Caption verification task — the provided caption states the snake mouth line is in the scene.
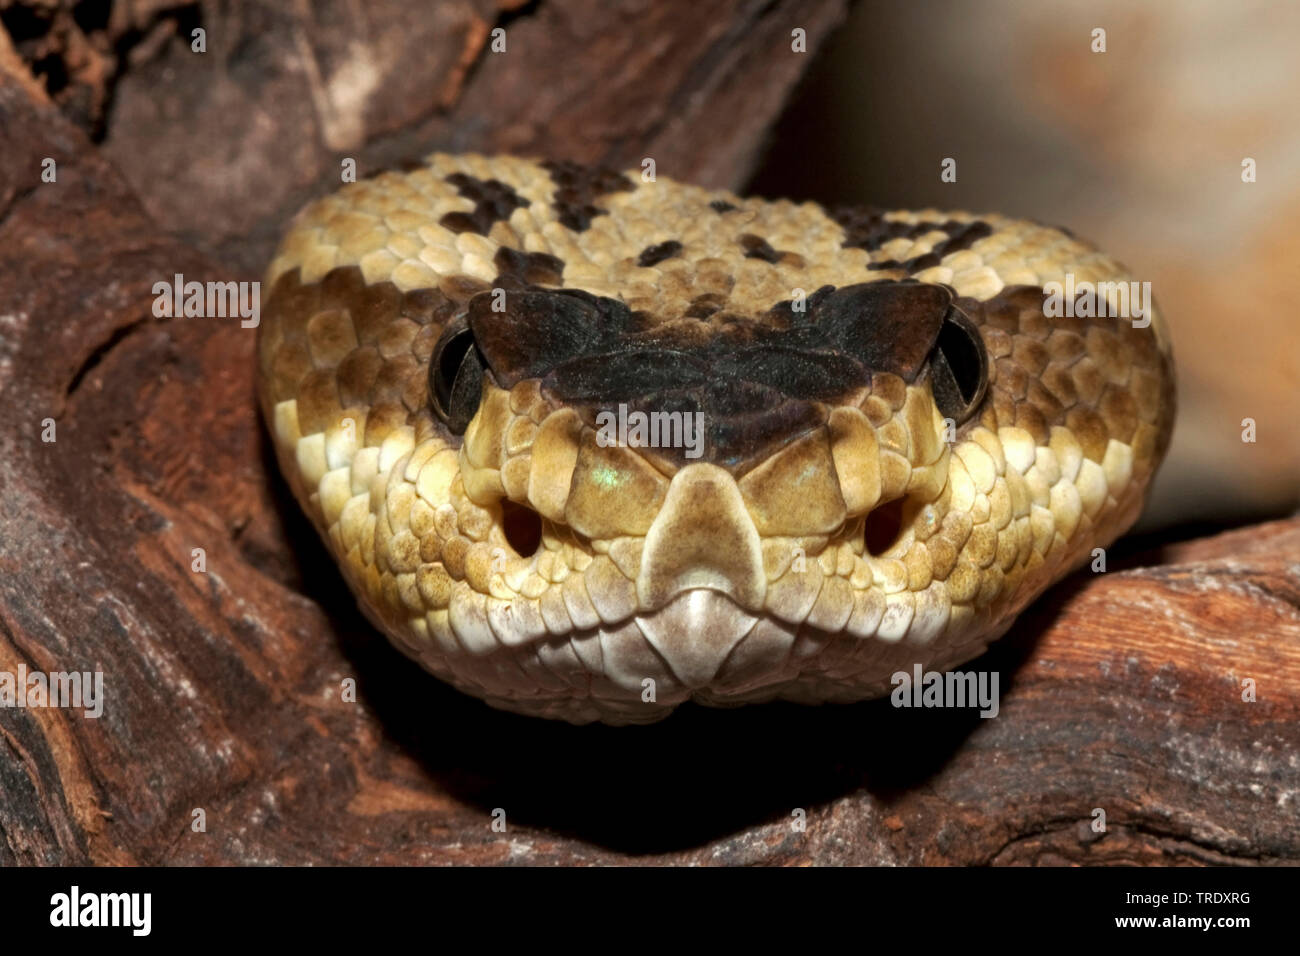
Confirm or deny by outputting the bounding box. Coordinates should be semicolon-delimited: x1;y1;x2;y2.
454;578;912;659
432;583;993;721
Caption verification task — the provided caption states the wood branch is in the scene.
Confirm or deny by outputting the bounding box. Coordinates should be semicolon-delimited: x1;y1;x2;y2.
2;0;1297;866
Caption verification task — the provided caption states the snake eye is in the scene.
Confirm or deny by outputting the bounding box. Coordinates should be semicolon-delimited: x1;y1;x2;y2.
429;318;486;434
929;307;988;426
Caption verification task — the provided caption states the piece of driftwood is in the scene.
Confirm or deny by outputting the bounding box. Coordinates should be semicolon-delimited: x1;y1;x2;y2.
1;0;1297;866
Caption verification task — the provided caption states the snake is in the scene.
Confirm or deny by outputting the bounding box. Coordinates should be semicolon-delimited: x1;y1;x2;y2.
256;153;1175;725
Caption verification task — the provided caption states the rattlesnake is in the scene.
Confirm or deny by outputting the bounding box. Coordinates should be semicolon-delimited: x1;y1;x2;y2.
256;153;1175;724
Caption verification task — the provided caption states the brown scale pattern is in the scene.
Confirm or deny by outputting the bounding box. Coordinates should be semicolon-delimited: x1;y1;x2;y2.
493;247;566;286
540;158;635;232
438;173;530;236
637;240;684;268
258;266;459;477
958;285;1175;464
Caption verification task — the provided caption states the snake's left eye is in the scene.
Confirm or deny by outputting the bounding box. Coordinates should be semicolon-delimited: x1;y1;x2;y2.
429;318;485;434
928;307;989;426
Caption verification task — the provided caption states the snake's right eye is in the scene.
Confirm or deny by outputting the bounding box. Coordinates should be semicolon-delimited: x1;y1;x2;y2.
928;307;989;426
429;319;486;434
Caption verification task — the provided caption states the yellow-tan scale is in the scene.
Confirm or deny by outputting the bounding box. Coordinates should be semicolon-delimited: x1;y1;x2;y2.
257;153;1174;724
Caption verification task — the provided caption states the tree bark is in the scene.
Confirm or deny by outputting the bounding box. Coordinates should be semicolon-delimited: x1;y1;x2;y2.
1;0;1296;866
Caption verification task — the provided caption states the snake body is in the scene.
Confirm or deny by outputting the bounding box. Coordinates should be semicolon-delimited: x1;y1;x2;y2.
257;153;1175;724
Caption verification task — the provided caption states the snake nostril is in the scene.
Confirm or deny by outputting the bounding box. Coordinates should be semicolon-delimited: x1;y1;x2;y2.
502;499;543;557
863;497;908;557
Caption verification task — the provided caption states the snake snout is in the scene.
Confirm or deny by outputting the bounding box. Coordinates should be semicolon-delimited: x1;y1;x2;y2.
636;463;766;612
634;590;760;689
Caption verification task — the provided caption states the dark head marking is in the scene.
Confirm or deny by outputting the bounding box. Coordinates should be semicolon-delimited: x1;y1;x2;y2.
542;159;635;232
438;173;529;235
467;288;612;386
637;241;684;268
830;206;993;275
444;279;988;467
738;234;804;267
808;282;952;380
739;234;781;263
494;247;565;286
867;221;993;274
709;199;737;214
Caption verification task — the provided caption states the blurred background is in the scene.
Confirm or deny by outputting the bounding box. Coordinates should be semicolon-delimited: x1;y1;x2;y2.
749;0;1300;531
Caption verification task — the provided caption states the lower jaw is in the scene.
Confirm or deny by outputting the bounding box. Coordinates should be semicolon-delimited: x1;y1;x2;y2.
394;587;996;725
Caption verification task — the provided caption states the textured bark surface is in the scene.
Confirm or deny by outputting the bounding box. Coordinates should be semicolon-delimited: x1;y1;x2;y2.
1;0;1297;866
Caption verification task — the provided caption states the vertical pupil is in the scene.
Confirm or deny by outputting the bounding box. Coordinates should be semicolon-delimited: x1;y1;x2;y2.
936;318;981;402
929;311;988;424
435;328;476;411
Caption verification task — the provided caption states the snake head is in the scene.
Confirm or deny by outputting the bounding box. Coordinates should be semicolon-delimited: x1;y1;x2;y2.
414;279;995;714
258;154;1173;723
